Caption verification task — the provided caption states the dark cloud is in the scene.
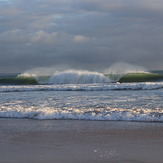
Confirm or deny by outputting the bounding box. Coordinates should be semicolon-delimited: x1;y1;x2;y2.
0;0;163;72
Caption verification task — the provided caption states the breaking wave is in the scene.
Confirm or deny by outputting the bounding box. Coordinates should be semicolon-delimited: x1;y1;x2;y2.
0;72;163;86
0;82;163;92
1;63;163;85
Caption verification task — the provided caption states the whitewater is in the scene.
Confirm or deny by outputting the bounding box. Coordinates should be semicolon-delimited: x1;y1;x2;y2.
0;66;163;122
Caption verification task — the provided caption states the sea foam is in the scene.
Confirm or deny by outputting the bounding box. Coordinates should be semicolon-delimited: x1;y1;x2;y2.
0;106;162;122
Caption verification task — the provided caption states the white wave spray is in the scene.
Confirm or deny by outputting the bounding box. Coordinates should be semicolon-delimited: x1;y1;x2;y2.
48;70;110;84
104;62;148;82
105;62;148;74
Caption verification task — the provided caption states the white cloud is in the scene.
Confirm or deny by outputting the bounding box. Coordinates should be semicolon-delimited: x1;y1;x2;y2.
31;31;58;44
0;29;28;43
73;35;91;43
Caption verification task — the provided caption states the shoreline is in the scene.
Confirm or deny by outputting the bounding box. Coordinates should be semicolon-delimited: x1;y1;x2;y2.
0;118;163;163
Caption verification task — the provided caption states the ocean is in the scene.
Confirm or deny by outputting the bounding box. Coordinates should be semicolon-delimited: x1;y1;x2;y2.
0;69;163;122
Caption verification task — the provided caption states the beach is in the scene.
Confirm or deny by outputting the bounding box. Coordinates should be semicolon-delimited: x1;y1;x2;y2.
0;119;162;163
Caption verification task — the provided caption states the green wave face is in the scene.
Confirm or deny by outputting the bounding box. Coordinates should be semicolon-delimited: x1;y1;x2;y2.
0;76;38;85
119;73;163;82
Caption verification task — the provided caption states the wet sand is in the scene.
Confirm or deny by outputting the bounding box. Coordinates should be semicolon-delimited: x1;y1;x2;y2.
0;119;163;163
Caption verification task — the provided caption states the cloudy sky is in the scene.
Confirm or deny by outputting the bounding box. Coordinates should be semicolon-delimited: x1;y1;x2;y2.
0;0;163;73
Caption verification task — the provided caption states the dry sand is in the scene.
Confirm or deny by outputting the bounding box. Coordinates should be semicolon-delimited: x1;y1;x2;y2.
0;119;162;163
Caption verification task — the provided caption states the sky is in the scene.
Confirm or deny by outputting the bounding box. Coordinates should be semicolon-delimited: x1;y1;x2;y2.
0;0;163;73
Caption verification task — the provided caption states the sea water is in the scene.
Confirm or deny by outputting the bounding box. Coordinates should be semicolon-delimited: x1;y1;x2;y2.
0;82;162;122
0;66;163;122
